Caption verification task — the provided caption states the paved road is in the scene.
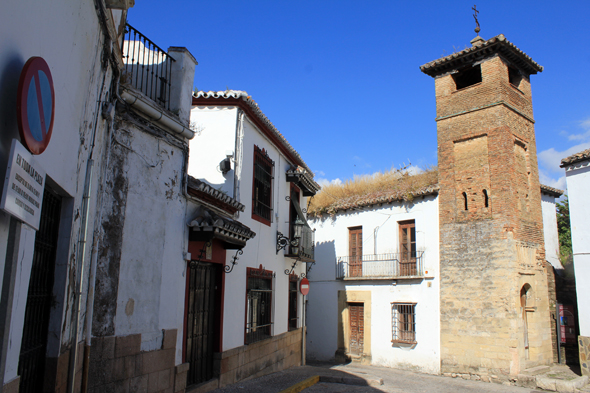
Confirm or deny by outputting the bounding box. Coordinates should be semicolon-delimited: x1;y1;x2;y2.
306;363;537;393
211;363;539;393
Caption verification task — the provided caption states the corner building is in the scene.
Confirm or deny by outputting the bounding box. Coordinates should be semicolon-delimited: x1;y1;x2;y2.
421;34;553;376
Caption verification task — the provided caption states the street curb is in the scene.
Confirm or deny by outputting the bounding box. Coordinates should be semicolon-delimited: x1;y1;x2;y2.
279;376;320;393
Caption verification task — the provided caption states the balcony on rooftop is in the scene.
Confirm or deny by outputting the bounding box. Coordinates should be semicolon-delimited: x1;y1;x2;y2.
120;24;197;126
336;252;424;280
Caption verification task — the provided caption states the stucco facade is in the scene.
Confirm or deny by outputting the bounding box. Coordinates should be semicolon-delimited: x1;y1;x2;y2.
561;151;590;375
188;91;320;389
307;195;441;374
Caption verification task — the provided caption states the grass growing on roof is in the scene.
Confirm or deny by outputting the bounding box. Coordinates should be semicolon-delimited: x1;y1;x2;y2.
308;167;438;217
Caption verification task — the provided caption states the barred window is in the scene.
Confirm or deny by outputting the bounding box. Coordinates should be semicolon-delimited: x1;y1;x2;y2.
288;275;298;331
391;303;416;344
246;270;273;344
252;146;274;225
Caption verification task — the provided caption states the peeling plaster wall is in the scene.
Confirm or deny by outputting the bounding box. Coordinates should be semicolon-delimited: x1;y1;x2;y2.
93;111;189;363
1;0;118;383
307;196;440;374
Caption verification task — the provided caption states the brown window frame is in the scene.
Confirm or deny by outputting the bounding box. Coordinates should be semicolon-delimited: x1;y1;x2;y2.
348;226;363;277
391;303;416;344
252;145;274;226
398;220;417;276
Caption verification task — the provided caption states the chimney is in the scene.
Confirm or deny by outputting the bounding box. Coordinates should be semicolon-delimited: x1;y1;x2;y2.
167;47;198;125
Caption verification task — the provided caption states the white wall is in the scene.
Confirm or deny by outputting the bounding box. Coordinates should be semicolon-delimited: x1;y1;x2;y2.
564;161;590;336
188;106;238;196
307;195;440;374
1;0;119;382
109;124;188;359
541;193;562;270
188;106;309;352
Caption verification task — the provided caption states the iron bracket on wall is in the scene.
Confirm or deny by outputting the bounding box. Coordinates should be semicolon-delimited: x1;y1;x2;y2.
284;257;301;276
224;249;243;274
189;241;211;268
301;261;315;278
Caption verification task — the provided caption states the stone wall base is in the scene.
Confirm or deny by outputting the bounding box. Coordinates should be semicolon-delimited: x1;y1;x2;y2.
217;328;303;388
2;377;19;393
186;328;303;392
88;329;187;393
580;335;590;376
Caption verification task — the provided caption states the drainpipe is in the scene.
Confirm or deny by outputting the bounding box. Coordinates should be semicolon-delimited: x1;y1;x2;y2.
374;226;380;254
67;159;94;393
120;90;195;140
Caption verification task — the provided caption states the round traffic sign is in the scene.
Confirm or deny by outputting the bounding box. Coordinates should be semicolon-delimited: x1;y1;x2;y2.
299;278;310;296
17;57;55;155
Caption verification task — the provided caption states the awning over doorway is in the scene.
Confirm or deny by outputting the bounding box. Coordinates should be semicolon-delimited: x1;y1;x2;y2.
188;205;256;249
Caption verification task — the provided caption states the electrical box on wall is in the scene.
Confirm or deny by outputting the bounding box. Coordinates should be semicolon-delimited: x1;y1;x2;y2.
220;158;231;174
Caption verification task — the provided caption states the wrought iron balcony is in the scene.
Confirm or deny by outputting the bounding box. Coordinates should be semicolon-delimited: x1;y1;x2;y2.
121;24;175;111
336;252;424;279
286;224;315;263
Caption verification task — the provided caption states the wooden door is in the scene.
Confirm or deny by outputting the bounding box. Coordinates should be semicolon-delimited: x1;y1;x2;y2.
399;220;416;276
349;303;364;355
349;227;362;277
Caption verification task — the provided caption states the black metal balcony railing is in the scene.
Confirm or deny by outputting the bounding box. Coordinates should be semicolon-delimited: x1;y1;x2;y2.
336;252;424;279
287;225;315;262
121;24;175;110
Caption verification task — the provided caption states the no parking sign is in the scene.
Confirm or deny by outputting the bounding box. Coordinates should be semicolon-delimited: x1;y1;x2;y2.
16;57;55;155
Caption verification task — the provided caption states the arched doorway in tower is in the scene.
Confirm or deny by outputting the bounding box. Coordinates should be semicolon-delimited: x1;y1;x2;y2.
520;284;532;360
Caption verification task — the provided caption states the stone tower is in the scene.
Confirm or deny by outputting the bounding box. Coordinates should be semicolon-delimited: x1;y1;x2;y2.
421;35;553;377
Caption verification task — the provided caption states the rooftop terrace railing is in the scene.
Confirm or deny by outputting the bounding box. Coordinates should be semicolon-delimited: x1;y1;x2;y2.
336;252;424;279
121;24;175;111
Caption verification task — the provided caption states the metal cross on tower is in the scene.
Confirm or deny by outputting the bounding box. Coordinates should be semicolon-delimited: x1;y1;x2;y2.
472;5;481;35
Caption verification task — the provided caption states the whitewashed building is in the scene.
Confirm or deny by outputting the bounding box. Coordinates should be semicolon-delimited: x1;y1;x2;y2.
188;90;320;389
306;179;562;375
0;1;130;392
561;149;590;376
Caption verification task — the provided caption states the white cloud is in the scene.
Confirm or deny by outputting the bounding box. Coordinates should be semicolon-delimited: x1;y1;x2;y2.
315;170;326;177
538;142;590;173
316;178;342;187
406;165;423;175
538;169;566;193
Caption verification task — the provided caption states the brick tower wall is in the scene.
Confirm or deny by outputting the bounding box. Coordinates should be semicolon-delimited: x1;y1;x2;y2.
436;55;553;378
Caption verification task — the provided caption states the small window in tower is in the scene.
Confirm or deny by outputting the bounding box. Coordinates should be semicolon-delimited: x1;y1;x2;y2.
509;66;523;88
483;189;489;208
452;65;482;90
462;192;468;211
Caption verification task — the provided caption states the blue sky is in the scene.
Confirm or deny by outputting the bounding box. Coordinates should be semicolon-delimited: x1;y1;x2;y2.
128;1;590;192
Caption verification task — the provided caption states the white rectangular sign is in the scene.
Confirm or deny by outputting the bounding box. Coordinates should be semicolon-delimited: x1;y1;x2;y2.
0;139;46;230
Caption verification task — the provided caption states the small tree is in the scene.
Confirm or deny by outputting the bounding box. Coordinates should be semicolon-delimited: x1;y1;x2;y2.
556;196;572;265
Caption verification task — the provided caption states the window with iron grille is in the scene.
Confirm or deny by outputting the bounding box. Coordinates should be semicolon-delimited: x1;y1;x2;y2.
245;270;273;344
288;275;298;330
252;146;274;225
391;303;416;344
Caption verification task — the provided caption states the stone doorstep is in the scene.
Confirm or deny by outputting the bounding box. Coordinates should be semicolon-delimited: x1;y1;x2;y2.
521;365;551;375
515;366;590;393
535;375;589;393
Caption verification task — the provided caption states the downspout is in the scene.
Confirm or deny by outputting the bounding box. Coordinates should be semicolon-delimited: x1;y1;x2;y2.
374;226;380;254
67;55;111;393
